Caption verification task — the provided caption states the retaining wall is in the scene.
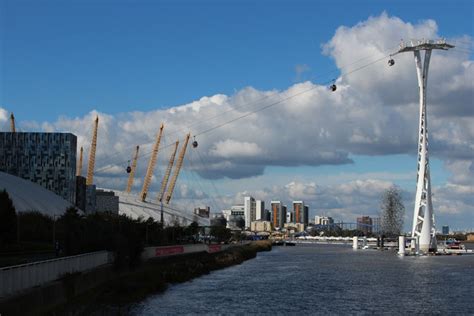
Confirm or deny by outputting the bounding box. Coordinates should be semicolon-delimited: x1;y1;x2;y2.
0;251;113;298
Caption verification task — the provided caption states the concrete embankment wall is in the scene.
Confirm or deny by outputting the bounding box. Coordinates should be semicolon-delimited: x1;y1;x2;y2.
0;251;113;298
0;241;271;315
0;264;115;315
88;240;272;306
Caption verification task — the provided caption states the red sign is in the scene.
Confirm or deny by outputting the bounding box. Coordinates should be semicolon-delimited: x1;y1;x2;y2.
155;246;184;257
208;244;221;253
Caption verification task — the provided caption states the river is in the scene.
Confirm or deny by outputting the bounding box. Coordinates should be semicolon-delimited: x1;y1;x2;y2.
130;244;474;315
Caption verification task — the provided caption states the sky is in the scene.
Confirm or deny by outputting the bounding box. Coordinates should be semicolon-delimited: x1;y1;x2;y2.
1;0;473;230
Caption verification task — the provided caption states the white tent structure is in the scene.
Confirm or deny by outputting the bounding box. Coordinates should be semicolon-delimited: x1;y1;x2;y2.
0;172;73;216
115;191;210;227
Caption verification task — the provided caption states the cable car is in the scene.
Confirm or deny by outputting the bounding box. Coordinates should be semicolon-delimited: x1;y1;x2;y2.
330;84;337;92
192;136;198;148
388;57;395;66
126;160;132;173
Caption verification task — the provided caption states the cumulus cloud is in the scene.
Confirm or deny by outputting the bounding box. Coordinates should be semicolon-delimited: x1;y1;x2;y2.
210;139;264;158
224;178;472;232
0;108;8;131
0;108;8;119
3;13;472;227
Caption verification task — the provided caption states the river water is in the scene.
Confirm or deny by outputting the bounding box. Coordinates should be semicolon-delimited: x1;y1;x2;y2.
130;244;474;315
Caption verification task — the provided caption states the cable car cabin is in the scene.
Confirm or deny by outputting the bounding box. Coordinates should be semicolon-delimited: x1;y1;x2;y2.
192;140;198;148
126;165;132;173
388;58;395;66
330;84;337;92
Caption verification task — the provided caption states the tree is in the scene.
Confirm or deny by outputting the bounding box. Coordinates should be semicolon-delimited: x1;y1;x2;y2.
210;226;231;242
210;215;227;227
235;217;245;230
380;186;405;237
185;221;200;236
0;190;17;245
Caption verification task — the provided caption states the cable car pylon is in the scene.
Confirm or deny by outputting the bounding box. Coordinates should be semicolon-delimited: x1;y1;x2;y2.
397;39;454;253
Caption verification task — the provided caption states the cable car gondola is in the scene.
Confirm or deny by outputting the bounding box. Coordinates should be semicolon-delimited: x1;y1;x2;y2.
126;160;132;173
192;136;198;148
388;56;395;66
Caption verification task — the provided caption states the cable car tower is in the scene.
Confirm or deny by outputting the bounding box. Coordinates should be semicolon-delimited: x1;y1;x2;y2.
397;39;454;253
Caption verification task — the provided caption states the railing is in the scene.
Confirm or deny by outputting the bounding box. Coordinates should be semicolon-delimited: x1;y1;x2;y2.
0;251;113;298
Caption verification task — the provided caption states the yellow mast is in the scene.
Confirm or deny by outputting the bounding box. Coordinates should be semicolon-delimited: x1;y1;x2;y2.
126;145;140;193
10;113;15;133
165;133;190;204
140;123;164;201
157;140;179;202
86;116;99;186
77;146;83;176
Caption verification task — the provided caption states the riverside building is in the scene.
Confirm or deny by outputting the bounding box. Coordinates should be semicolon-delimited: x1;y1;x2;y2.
315;216;334;226
0;132;77;203
244;196;256;229
271;201;286;229
256;200;265;220
293;201;309;228
357;216;373;235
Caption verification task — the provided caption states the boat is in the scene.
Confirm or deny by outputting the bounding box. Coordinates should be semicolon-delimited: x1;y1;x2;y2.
445;239;466;250
439;239;473;255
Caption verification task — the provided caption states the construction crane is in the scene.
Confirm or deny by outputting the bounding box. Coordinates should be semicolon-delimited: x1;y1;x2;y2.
10;113;15;133
77;146;84;176
165;133;190;204
157;140;179;202
140;123;164;201
86;116;99;186
126;145;140;193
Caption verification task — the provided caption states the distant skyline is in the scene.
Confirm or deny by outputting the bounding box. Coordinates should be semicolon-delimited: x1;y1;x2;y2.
1;0;473;230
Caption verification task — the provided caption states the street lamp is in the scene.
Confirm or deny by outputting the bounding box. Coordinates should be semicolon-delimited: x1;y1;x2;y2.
52;214;60;256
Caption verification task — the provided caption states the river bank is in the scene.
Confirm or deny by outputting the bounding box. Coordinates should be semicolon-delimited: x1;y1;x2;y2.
0;240;271;315
92;240;272;305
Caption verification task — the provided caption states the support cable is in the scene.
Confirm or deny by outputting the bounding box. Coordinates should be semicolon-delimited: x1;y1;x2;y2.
95;52;394;174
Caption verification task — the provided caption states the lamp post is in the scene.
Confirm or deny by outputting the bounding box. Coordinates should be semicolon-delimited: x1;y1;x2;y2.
52;214;59;256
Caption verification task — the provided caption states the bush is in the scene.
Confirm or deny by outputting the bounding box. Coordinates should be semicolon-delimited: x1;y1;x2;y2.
17;211;53;243
0;190;17;245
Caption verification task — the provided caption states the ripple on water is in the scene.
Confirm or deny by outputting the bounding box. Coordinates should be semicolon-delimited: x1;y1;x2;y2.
131;244;474;315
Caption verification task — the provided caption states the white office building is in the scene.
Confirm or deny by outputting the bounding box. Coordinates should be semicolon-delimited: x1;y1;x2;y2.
315;215;334;226
222;205;245;230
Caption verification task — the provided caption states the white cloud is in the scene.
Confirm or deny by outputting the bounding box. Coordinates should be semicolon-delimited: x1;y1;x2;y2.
210;139;264;158
0;108;8;120
224;178;472;231
0;108;8;131
3;14;473;228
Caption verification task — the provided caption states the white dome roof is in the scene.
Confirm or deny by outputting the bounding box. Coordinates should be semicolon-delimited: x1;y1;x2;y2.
0;172;73;216
114;190;210;226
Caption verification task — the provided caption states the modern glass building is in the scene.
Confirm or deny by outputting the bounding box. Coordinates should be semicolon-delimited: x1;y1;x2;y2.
0;132;77;204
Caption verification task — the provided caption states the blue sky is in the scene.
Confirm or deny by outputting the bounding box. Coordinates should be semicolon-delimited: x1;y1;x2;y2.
1;0;473;229
2;0;472;121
